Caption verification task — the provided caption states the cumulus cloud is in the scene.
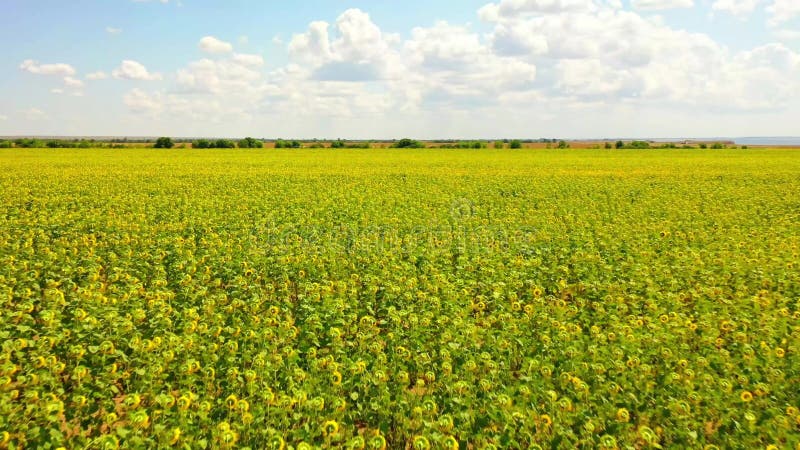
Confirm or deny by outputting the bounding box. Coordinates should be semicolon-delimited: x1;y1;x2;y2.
773;28;800;41
112;60;162;81
122;2;800;131
86;71;108;80
711;0;763;18
20;60;76;77
199;36;233;54
124;88;164;114
630;0;694;10
767;0;800;26
106;26;122;34
64;76;84;88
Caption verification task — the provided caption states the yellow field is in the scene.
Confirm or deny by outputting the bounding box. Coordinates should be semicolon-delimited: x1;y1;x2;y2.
1;149;799;449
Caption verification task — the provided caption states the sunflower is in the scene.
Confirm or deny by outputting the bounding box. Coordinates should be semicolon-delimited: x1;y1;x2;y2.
412;435;431;450
368;433;387;450
169;428;181;445
225;394;239;410
741;391;754;402
323;420;340;437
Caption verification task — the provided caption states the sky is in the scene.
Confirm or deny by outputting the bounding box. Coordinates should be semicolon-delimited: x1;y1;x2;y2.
1;0;799;139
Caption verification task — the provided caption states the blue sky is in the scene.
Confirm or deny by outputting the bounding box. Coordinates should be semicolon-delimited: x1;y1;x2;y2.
1;0;799;139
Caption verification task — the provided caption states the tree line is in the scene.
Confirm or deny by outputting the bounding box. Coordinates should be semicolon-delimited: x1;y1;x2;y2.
0;137;742;150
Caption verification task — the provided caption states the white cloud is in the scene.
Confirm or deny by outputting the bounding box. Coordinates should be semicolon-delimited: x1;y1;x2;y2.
238;35;249;45
112;60;162;81
24;108;47;120
64;76;84;88
119;3;800;136
51;88;65;94
86;71;108;80
478;0;598;21
231;53;265;68
773;28;800;41
124;88;164;114
199;36;233;54
768;0;800;26
711;0;763;18
20;60;76;77
631;0;694;10
106;26;122;34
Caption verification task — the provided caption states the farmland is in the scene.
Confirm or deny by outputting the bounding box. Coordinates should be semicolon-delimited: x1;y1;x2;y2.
1;148;799;449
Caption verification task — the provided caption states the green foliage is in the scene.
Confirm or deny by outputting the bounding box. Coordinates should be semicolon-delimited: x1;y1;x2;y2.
699;143;708;149
494;141;504;149
154;137;174;149
194;139;209;149
194;139;237;149
437;141;488;149
509;140;523;149
1;148;799;449
0;140;12;148
711;142;726;149
604;142;612;149
557;140;570;149
615;140;625;149
275;139;302;149
623;141;650;149
215;139;236;149
238;137;264;149
392;138;425;149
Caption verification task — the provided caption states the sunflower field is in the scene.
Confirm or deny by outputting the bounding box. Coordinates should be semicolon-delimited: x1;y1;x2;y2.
0;148;799;449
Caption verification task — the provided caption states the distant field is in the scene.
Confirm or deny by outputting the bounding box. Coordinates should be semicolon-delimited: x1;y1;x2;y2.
1;149;799;449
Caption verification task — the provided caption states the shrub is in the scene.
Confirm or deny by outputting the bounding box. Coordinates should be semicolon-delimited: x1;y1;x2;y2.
392;139;425;149
509;140;522;149
154;137;174;149
238;137;264;149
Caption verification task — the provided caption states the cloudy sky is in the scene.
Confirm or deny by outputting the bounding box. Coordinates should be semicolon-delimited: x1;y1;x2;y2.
1;0;799;139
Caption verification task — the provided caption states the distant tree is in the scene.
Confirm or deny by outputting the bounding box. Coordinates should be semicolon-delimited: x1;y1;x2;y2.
710;142;725;149
604;142;612;149
615;140;625;149
392;138;425;149
494;141;504;149
628;141;650;149
194;139;211;149
154;137;174;149
214;139;236;149
699;143;708;149
509;140;522;149
331;140;346;149
557;140;570;149
0;140;12;148
741;145;748;149
238;137;263;148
